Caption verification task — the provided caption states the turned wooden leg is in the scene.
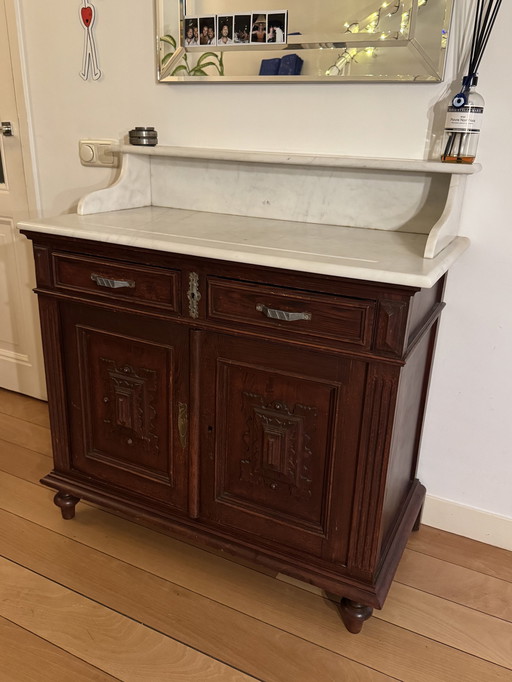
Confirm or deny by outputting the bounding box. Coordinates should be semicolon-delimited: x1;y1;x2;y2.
338;598;373;634
53;491;80;519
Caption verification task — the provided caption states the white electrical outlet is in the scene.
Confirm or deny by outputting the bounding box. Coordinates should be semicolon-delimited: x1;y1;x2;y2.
79;139;119;167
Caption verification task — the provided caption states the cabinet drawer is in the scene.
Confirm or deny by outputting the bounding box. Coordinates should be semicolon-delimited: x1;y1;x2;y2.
207;278;375;349
52;253;180;311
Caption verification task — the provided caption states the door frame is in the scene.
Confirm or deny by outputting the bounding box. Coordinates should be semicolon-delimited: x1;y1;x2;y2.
1;0;44;398
1;0;38;218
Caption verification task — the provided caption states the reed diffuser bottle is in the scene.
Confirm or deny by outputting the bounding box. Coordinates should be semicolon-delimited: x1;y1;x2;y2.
441;0;502;165
442;75;484;164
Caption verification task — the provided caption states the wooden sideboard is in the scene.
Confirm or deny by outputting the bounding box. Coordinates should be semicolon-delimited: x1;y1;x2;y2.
22;228;445;634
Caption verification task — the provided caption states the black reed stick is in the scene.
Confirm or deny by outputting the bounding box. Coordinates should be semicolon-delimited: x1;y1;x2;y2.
465;0;502;87
473;2;502;73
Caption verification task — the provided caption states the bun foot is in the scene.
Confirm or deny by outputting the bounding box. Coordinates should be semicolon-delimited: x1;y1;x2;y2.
338;598;373;634
53;491;80;519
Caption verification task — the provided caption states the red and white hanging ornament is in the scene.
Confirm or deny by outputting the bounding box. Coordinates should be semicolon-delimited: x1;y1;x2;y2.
79;0;101;80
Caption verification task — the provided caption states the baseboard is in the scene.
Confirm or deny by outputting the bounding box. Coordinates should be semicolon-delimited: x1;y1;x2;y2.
422;494;512;551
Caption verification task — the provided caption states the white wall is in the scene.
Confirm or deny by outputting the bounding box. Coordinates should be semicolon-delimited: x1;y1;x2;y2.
17;1;512;533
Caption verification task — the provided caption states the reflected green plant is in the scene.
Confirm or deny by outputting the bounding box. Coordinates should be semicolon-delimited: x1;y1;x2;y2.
160;35;224;76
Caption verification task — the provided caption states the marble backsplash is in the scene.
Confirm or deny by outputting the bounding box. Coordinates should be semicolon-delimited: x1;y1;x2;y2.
148;155;449;234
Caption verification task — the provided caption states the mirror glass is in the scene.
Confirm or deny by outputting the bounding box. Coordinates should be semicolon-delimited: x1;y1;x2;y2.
156;0;453;82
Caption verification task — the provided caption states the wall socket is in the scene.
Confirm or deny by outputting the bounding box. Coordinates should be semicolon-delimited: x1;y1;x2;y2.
79;139;119;167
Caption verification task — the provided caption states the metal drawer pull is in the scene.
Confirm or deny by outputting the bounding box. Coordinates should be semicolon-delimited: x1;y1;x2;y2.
256;304;312;322
91;273;135;289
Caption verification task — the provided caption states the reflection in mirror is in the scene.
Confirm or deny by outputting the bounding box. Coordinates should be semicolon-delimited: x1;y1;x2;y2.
156;0;453;82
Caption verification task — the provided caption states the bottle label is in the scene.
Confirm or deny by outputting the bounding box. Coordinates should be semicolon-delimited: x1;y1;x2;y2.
445;106;483;133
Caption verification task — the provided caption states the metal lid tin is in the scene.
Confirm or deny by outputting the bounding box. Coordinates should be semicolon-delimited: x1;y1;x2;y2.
129;127;158;146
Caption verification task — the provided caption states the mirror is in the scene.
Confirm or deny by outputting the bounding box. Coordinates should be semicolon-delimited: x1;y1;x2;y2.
156;0;454;82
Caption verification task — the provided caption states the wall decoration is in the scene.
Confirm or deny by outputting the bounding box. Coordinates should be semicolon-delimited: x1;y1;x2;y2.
251;13;267;43
199;16;217;45
183;16;200;45
267;12;287;43
79;0;101;80
234;15;251;43
217;15;235;45
183;10;287;47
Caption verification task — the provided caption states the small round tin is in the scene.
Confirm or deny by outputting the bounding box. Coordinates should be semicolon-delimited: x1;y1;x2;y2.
129;127;158;146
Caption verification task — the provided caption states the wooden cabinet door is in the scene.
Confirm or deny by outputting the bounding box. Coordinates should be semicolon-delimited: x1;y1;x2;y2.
59;301;189;513
198;332;366;563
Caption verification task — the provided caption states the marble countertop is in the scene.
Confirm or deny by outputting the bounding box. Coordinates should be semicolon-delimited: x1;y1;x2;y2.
18;206;469;288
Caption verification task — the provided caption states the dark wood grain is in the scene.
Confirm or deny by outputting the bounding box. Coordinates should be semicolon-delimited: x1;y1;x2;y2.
52;251;181;311
207;276;375;350
23;228;443;634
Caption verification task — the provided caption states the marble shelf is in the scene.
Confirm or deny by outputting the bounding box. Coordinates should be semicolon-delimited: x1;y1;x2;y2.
75;144;477;263
110;143;481;175
18;144;476;288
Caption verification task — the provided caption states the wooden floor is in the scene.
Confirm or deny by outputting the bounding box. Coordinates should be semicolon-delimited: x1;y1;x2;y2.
0;389;511;681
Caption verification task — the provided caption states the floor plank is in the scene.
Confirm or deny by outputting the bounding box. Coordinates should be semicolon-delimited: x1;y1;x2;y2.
396;548;512;621
1;476;509;682
1;389;512;682
0;412;52;457
381;582;512;668
0;505;390;682
0;438;52;482
0;441;272;582
0;388;49;428
0;558;254;682
407;525;512;583
0;616;118;682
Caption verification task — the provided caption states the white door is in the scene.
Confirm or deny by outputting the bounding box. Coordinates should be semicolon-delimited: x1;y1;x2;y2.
0;0;45;399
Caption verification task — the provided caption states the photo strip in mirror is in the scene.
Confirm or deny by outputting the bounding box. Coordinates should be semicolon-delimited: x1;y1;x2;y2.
251;13;267;43
234;15;251;44
217;15;235;45
268;12;287;43
184;9;287;47
199;16;216;45
183;16;199;45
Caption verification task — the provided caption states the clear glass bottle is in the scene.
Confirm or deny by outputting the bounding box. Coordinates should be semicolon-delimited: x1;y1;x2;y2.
441;75;484;164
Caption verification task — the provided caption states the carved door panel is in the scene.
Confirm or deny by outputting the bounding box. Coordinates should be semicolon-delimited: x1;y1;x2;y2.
199;332;366;562
60;301;189;513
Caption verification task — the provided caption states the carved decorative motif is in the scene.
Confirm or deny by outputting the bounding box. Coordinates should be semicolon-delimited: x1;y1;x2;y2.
241;391;316;499
188;272;201;319
100;358;159;455
375;300;408;355
178;402;188;449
